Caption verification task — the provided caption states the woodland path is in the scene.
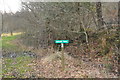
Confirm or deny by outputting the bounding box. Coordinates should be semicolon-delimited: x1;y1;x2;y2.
30;51;118;78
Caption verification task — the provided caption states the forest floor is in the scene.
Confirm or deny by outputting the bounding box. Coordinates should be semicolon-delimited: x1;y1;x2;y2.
30;51;118;78
1;33;119;78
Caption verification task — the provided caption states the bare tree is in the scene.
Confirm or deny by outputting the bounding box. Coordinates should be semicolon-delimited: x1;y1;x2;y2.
96;2;104;29
118;1;120;25
0;13;3;37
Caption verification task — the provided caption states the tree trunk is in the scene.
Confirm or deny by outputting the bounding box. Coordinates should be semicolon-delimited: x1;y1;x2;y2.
117;1;120;33
118;1;120;25
0;13;3;37
96;2;104;29
10;31;13;36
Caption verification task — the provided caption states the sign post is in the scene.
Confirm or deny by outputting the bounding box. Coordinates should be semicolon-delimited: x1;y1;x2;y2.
61;43;64;71
55;40;69;71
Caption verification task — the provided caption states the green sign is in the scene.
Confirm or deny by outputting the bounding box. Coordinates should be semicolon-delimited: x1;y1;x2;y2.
55;40;69;43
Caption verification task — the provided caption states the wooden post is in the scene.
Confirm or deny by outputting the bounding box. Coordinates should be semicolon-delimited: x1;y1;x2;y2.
55;40;69;71
61;43;65;71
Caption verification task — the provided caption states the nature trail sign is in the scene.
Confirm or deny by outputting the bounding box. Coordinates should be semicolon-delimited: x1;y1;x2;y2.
54;40;69;71
55;40;69;44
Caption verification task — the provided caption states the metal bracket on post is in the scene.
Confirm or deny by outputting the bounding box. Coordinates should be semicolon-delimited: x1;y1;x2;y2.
61;43;64;48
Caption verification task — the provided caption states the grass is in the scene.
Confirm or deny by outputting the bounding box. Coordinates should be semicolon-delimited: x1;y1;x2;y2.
0;32;23;48
1;32;34;78
0;33;22;52
2;56;33;78
1;35;18;51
